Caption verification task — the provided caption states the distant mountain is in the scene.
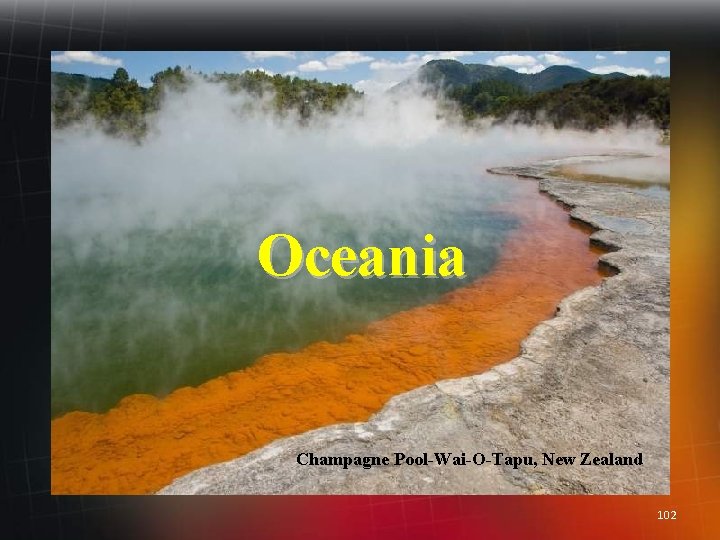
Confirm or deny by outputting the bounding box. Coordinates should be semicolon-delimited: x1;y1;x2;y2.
523;65;627;92
392;60;629;94
51;72;115;94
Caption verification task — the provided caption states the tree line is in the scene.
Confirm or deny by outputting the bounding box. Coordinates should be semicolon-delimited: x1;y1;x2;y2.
51;66;362;139
52;66;670;138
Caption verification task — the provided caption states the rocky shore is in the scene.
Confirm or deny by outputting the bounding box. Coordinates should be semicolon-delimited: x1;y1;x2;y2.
159;156;670;495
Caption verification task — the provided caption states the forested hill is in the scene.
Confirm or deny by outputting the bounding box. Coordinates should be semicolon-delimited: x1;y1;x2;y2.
392;60;629;94
51;67;361;137
51;72;116;94
444;74;670;130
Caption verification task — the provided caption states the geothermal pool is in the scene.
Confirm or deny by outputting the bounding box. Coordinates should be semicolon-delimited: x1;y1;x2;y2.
553;153;670;187
51;171;520;416
51;86;663;494
51;171;609;494
572;155;669;183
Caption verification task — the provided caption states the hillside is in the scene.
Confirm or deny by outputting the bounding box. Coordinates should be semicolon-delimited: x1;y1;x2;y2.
393;59;628;94
492;75;670;130
51;72;124;129
51;71;117;94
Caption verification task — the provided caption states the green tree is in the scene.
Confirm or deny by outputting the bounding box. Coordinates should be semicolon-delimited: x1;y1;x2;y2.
89;67;147;138
111;67;129;85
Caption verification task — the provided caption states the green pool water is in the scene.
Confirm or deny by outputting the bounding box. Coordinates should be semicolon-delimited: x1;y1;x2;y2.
50;86;663;417
52;145;524;417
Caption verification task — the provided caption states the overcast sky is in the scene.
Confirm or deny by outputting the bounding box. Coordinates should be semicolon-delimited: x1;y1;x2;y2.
51;51;670;94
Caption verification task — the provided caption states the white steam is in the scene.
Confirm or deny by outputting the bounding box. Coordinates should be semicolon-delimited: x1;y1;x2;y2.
52;78;666;253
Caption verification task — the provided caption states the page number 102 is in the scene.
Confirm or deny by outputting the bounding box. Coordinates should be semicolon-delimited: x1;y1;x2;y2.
658;510;677;520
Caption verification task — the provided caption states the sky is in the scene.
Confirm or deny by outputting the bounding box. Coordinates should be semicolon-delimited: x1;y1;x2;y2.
50;51;670;94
